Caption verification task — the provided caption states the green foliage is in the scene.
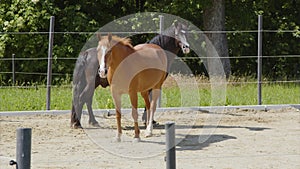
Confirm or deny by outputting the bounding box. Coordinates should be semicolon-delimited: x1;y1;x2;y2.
0;0;59;84
0;0;299;85
226;0;300;79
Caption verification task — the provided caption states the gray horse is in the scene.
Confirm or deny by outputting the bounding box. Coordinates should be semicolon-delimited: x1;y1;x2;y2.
71;48;109;128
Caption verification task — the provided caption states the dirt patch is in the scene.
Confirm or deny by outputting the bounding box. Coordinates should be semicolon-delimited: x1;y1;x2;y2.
1;107;299;169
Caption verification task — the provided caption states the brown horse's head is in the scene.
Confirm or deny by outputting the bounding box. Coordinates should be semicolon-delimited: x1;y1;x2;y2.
96;33;112;78
97;33;132;78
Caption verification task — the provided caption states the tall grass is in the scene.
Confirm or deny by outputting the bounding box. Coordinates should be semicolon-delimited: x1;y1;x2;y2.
226;83;299;105
0;75;299;111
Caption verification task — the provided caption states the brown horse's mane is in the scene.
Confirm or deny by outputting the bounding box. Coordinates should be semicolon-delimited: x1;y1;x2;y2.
111;35;133;49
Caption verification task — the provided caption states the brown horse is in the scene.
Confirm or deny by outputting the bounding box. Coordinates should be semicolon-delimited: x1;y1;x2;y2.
97;34;167;142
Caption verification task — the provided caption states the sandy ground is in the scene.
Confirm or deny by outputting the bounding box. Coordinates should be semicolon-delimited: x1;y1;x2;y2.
0;107;299;169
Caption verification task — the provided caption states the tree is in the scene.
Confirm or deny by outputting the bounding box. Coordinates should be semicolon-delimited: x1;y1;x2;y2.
203;0;231;78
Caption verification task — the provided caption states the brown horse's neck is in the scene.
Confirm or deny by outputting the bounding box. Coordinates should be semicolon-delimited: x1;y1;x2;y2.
110;42;135;69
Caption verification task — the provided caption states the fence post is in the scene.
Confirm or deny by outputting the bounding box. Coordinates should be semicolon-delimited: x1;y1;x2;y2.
158;15;164;108
16;128;32;169
257;15;263;105
159;15;164;34
165;121;176;169
46;16;55;110
12;53;15;86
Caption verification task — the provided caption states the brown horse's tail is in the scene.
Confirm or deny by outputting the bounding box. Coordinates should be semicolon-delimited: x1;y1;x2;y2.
70;51;88;128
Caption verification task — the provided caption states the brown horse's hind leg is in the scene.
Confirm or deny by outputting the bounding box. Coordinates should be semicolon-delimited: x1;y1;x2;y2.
129;92;140;142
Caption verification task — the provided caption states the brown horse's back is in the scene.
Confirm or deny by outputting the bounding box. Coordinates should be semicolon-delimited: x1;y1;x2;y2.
134;43;162;50
110;44;167;93
134;44;167;91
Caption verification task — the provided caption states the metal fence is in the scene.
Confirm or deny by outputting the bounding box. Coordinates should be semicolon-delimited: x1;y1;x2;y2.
0;15;299;110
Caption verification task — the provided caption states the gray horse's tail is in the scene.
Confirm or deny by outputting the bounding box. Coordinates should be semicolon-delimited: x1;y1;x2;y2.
71;51;88;128
73;51;88;87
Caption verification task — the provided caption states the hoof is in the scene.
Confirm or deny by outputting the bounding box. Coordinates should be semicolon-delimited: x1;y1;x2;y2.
145;131;152;138
153;121;159;127
143;120;158;127
103;111;111;118
89;121;100;127
132;137;141;143
71;123;83;129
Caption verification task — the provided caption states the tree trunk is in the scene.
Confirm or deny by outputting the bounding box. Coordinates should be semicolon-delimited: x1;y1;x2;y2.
203;0;231;78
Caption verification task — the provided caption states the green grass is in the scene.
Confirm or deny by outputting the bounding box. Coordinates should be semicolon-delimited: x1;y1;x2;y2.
0;86;72;111
0;81;299;111
225;83;300;105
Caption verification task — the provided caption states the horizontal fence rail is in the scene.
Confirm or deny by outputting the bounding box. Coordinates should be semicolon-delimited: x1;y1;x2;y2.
1;55;299;79
0;80;299;89
1;55;300;61
0;29;299;35
0;15;299;110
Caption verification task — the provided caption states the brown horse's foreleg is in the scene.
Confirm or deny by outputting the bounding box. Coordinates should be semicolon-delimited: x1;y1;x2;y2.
112;92;122;142
133;121;140;142
129;92;140;142
116;109;122;141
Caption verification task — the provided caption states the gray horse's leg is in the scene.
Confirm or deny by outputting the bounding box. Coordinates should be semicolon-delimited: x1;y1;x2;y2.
72;100;84;129
71;104;81;128
142;90;151;123
86;90;99;126
80;82;99;126
142;90;158;126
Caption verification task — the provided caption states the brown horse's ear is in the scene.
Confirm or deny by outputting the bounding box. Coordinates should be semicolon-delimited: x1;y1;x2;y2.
97;33;101;41
108;33;112;42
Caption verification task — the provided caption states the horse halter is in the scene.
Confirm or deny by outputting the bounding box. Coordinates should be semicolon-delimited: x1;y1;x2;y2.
175;29;190;54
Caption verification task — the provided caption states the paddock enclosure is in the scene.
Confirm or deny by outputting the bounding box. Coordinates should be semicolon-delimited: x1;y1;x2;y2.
1;106;299;169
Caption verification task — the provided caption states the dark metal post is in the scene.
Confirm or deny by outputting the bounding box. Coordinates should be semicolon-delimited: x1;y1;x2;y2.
257;15;263;105
16;128;32;169
46;16;55;110
158;15;164;107
12;53;15;86
165;121;176;169
159;15;164;33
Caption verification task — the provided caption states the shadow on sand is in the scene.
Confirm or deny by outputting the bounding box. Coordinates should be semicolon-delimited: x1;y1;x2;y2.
123;123;271;131
91;123;270;151
176;134;236;151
